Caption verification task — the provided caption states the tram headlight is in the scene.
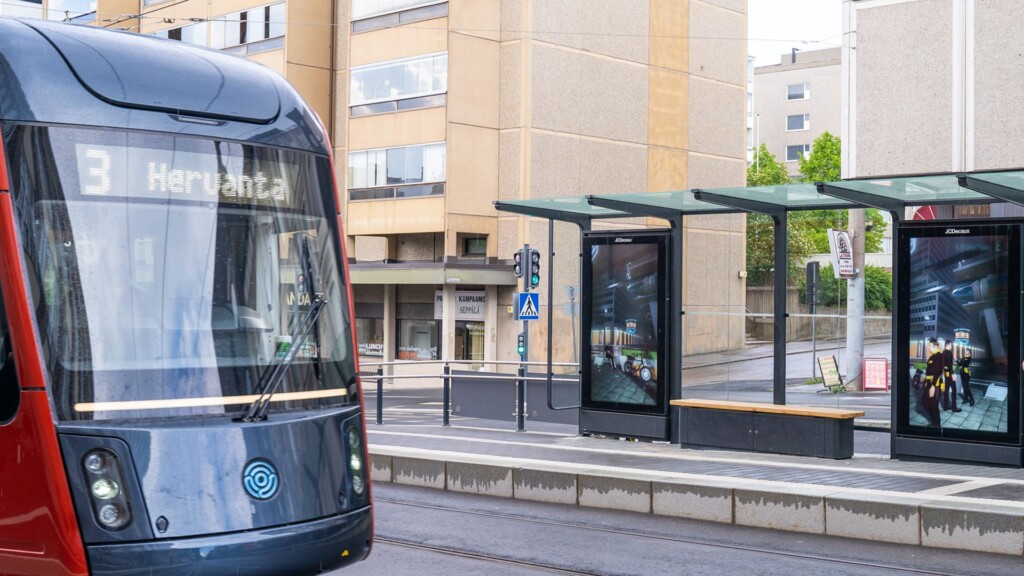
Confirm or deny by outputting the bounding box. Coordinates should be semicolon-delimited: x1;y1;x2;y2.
346;425;366;497
84;452;107;473
347;427;361;451
98;504;125;527
81;448;133;531
91;478;120;500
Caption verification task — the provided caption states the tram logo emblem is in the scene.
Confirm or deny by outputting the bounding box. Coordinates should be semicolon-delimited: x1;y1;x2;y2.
242;459;280;500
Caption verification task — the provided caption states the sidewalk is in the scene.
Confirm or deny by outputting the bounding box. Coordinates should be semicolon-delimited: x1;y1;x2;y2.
368;415;1024;557
682;337;891;370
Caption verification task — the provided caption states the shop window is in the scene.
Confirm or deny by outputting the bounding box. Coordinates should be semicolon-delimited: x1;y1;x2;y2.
397;319;438;360
356;318;384;358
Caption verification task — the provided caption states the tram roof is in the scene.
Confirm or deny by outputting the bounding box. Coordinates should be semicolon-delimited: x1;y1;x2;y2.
0;17;327;154
495;171;1024;222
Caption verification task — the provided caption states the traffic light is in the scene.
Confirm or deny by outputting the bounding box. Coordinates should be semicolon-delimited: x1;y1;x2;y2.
516;332;526;356
513;249;524;278
529;249;541;288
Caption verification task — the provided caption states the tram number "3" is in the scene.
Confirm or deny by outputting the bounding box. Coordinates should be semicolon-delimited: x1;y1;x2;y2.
82;148;112;196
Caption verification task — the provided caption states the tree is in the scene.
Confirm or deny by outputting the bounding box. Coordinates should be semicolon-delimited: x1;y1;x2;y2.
747;144;792;187
745;145;815;284
795;132;887;253
797;131;841;183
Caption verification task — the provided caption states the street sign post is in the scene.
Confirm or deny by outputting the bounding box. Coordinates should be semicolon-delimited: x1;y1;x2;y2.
516;292;540;321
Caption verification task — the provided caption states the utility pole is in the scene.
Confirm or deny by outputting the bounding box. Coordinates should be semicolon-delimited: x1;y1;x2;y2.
846;209;865;391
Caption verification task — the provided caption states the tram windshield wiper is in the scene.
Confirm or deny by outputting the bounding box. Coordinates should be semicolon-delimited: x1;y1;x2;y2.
238;294;327;423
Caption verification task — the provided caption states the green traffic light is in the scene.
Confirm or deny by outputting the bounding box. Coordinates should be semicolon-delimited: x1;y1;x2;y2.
517;346;525;354
531;274;540;285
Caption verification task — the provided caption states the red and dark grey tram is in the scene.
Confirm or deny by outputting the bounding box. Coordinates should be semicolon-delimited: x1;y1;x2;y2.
0;18;371;575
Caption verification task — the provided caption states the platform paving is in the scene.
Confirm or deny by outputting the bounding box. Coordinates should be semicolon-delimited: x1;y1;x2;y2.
366;416;1024;557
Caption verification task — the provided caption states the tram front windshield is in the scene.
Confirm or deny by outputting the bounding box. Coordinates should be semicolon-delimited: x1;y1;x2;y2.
4;125;357;422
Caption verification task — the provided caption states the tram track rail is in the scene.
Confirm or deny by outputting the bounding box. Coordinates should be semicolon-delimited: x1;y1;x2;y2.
374;537;604;575
375;496;967;576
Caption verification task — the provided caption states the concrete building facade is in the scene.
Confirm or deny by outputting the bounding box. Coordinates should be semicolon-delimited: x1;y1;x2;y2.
83;0;749;371
843;0;1024;180
754;47;841;178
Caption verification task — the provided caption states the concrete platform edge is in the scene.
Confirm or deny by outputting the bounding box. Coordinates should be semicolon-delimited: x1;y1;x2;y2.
369;445;1024;556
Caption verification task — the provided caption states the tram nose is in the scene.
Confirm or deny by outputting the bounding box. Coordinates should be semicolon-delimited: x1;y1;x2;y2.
60;410;368;542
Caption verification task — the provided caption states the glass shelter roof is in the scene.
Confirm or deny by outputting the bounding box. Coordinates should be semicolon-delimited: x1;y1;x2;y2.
959;169;1024;206
493;169;1024;223
694;183;855;215
587;191;734;215
821;173;994;213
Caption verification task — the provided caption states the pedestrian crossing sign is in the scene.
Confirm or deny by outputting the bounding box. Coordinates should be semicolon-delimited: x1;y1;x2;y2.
516;292;540;321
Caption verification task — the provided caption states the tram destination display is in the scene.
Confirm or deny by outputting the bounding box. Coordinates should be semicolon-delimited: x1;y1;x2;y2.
581;232;669;415
73;142;300;208
899;223;1020;440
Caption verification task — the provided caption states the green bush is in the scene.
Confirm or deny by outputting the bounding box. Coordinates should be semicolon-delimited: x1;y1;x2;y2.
798;263;892;311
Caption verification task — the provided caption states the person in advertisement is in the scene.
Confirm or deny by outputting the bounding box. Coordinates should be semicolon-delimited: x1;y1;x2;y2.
958;349;976;407
942;340;961;413
921;338;943;427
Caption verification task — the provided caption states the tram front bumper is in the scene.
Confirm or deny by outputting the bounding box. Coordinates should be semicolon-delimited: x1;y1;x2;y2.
85;506;372;576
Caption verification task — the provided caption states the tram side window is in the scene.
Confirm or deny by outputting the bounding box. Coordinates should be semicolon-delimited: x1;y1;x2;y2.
0;289;18;424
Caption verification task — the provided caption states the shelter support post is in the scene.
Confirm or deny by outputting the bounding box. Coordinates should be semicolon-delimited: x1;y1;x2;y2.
669;214;684;441
547;218;588;411
773;212;787;405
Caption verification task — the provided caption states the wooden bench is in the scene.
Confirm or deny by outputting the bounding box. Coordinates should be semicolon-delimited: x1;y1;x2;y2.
670;399;865;459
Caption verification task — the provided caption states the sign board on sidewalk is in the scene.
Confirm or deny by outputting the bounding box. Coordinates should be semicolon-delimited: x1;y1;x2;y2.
862;357;889;391
827;229;856;278
817;355;843;390
515;292;540;321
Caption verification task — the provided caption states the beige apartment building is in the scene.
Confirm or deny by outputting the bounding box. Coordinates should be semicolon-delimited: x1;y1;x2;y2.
844;0;1024;180
753;47;841;178
79;0;748;369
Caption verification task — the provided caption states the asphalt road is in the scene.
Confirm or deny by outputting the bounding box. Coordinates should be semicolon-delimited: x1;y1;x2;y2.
337;484;1021;576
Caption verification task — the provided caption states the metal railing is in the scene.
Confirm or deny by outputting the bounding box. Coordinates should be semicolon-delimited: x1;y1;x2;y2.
358;359;580;431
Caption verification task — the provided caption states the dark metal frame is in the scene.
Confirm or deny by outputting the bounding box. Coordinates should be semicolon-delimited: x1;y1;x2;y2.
493;201;632;419
819;174;1024;466
692;190;791;405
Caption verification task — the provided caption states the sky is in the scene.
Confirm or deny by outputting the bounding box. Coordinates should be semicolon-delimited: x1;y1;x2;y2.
748;0;845;67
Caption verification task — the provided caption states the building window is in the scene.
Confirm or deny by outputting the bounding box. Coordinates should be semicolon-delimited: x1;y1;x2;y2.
787;83;810;100
786;144;811;162
356;318;384;358
463;237;487;257
351;0;448;33
151;22;209;46
350;52;448;117
348;143;446;201
210;2;286;54
786;113;810;132
397;319;438;360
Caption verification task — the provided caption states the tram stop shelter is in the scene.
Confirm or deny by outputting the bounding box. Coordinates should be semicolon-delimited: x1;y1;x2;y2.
496;168;1024;467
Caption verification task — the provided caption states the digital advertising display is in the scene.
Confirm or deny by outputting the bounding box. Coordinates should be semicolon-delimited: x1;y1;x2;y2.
898;223;1020;442
581;231;669;415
